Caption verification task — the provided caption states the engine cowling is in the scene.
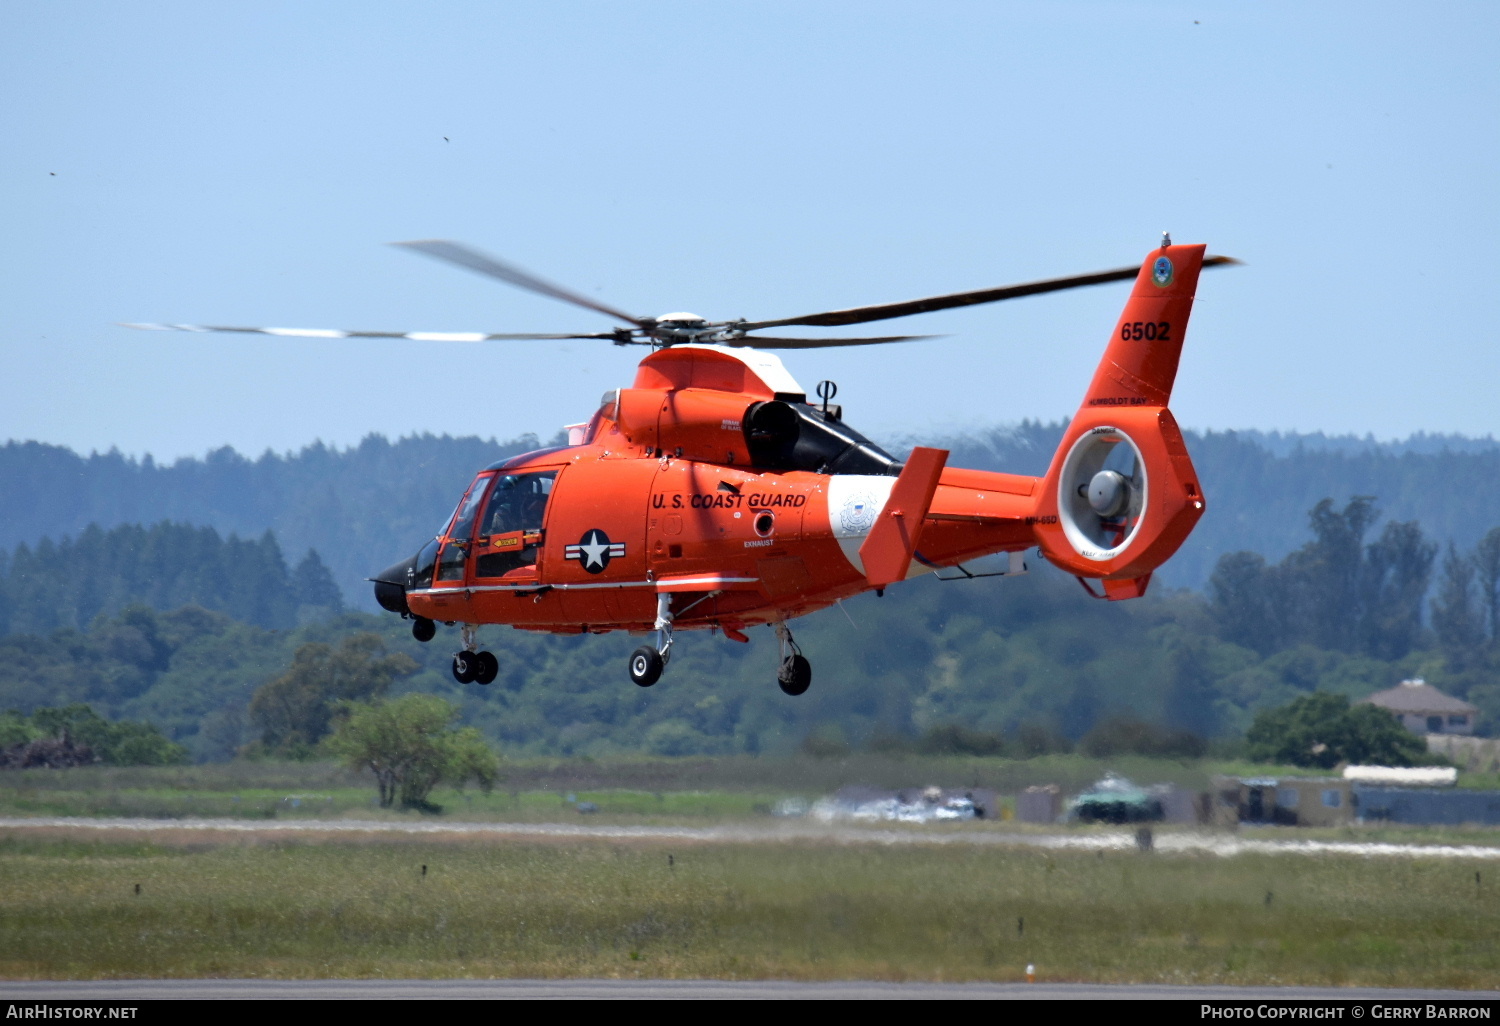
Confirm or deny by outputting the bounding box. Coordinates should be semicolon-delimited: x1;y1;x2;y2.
615;386;756;465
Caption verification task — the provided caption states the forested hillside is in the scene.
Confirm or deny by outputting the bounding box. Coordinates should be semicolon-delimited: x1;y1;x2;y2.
2;490;1497;761
4;426;1499;605
5;423;1500;762
0;521;342;636
0;433;544;610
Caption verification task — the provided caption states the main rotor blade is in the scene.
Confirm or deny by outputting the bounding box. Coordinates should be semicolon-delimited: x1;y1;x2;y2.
393;240;650;328
741;255;1241;330
723;334;939;349
118;323;624;342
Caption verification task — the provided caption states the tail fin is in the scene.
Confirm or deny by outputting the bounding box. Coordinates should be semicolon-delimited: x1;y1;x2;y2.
1083;243;1211;408
1032;243;1217;595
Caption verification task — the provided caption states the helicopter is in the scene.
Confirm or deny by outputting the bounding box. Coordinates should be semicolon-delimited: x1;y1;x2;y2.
126;236;1234;694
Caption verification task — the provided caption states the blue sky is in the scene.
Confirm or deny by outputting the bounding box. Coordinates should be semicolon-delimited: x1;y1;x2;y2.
3;2;1497;460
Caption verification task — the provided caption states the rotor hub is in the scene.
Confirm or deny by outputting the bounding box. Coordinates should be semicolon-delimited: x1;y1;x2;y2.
650;312;714;345
1086;469;1130;517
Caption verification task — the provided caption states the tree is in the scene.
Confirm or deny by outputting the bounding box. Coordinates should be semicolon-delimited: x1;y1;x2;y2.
1212;498;1435;662
326;694;499;810
914;723;1006;757
1300;496;1380;651
1245;692;1425;769
1012;723;1072;757
1209;551;1281;654
1432;542;1484;669
1474;527;1500;645
20;704;187;765
1078;716;1206;759
292;550;345;617
1360;519;1435;660
248;633;417;757
1162;632;1221;737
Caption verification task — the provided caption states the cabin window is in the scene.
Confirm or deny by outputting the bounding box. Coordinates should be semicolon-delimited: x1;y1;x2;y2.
1449;715;1469;727
1321;789;1342;809
1277;787;1300;809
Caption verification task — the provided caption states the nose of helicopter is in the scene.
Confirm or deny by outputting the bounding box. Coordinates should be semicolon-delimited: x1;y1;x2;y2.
370;553;417;616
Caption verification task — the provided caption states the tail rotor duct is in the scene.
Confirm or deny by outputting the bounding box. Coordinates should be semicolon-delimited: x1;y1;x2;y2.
1058;427;1147;561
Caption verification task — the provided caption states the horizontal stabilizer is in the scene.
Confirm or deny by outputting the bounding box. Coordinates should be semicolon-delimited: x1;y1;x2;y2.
860;446;948;589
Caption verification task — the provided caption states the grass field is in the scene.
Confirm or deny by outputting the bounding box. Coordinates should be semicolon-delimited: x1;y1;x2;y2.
1;829;1497;986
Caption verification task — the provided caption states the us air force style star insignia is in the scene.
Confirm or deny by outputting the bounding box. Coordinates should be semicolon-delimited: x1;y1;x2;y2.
564;529;626;574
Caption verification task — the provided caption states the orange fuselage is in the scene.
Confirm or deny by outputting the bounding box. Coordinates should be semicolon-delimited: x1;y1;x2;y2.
406;442;1040;635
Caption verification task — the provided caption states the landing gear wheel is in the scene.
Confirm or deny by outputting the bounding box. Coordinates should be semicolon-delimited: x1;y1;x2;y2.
778;654;811;696
452;650;479;684
473;650;499;686
411;617;436;643
629;646;664;688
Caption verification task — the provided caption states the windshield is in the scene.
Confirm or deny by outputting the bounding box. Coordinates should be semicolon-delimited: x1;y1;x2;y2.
435;473;493;582
444;474;492;541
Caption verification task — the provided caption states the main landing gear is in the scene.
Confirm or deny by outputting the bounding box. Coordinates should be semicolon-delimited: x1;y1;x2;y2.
774;621;811;696
452;649;498;686
624;606;811;698
628;593;674;688
446;623;498;686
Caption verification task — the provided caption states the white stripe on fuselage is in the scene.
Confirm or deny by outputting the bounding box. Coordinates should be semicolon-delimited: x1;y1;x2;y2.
824;474;930;581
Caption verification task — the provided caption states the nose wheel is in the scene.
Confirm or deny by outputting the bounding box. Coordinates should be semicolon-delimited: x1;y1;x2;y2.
775;622;811;696
451;625;499;685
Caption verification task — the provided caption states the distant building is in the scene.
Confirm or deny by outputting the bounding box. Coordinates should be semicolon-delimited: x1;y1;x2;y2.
1016;785;1062;824
1212;774;1500;827
1360;679;1478;736
1213;776;1354;828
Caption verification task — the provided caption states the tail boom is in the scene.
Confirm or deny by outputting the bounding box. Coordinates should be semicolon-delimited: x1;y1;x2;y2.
847;243;1215;597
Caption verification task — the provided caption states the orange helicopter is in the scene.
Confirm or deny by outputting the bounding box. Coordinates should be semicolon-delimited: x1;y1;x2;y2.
127;236;1234;693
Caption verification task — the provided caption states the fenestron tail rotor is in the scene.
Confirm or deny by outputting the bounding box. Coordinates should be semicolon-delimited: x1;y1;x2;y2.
121;240;1238;350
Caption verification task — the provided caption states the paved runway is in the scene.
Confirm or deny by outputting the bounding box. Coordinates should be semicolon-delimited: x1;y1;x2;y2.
5;816;1500;861
5;980;1498;1000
